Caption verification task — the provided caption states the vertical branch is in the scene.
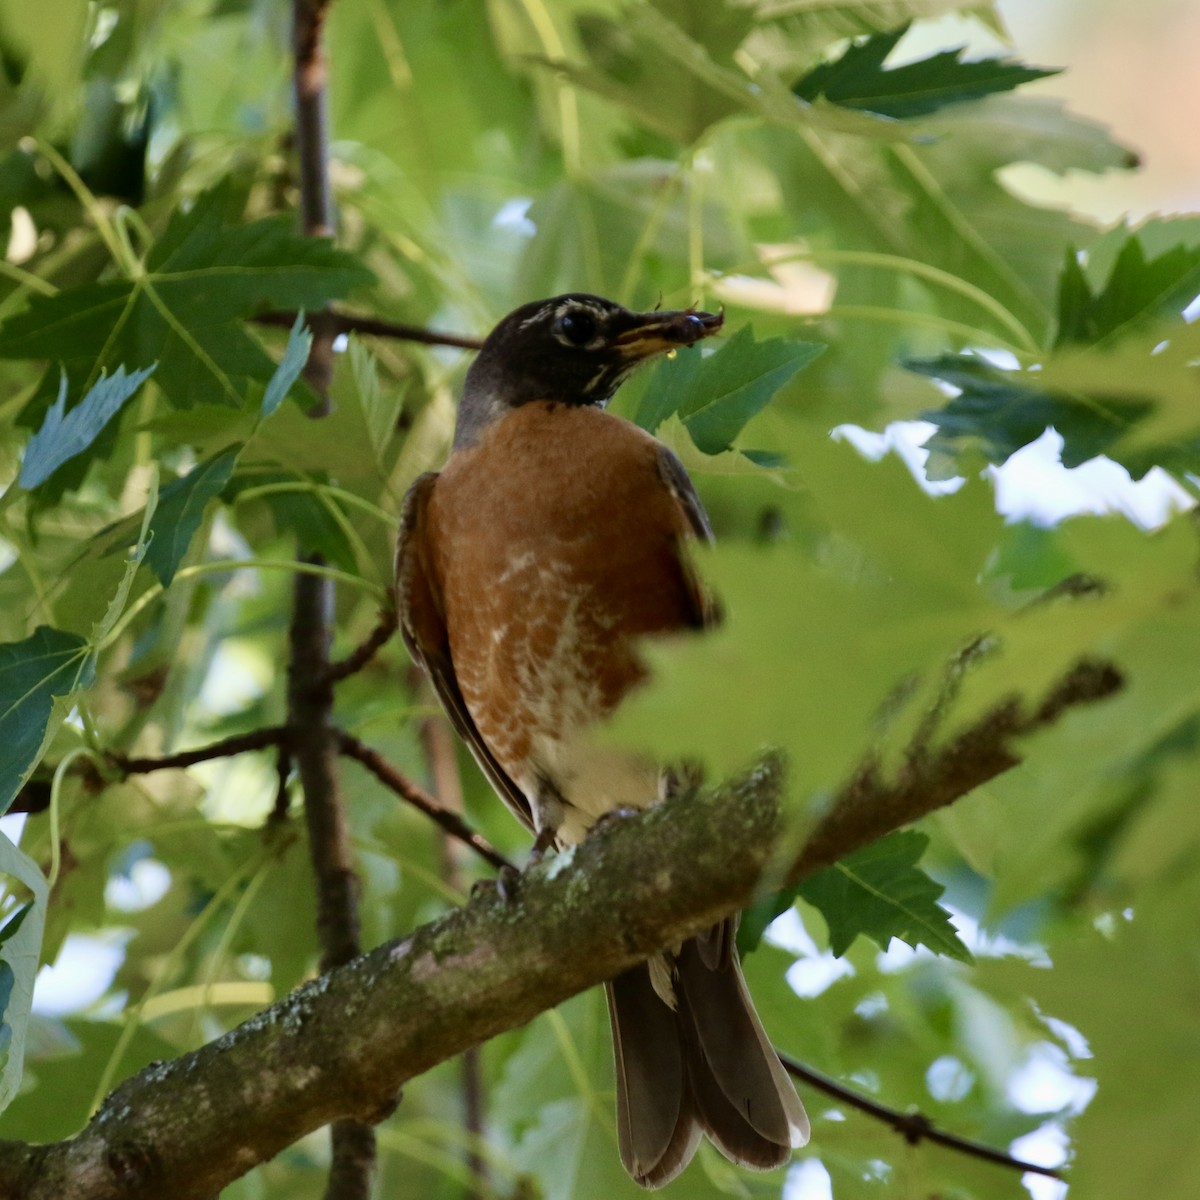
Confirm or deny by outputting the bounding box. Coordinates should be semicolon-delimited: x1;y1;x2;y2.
288;1;376;1197
419;691;490;1200
288;580;359;970
292;0;335;403
293;0;333;239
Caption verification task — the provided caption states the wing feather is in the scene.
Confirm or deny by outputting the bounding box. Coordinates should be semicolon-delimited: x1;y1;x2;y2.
655;445;720;630
395;473;535;831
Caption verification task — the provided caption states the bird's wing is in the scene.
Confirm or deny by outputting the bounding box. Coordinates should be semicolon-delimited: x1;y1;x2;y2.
655;445;721;631
395;472;536;832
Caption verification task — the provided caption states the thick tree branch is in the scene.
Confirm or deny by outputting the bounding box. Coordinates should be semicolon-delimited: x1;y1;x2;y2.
0;658;1120;1200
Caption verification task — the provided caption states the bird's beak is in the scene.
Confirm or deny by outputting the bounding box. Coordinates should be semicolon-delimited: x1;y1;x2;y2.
612;307;724;360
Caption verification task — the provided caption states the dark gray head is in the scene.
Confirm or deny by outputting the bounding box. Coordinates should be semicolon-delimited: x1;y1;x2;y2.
454;293;723;447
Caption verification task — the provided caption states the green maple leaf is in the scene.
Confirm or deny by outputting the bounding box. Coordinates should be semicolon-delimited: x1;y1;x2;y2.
799;831;973;961
917;222;1200;478
795;22;1058;119
145;447;241;587
637;325;824;453
1056;229;1200;347
0;185;371;408
741;831;972;961
909;352;1146;473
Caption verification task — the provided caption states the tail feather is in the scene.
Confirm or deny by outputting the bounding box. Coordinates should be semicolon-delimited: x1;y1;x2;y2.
605;922;809;1189
676;937;810;1158
606;970;700;1188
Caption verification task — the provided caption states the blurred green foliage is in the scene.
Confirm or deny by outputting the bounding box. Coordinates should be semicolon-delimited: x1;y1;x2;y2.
0;1;1197;1197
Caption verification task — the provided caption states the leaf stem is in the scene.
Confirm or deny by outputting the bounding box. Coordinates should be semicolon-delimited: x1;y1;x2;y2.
687;147;708;303
619;163;686;307
0;258;57;297
517;0;582;176
191;858;274;1044
807;304;1028;352
47;749;98;888
33;140;136;276
888;143;1048;331
231;479;397;529
716;247;1040;354
99;559;386;651
231;479;383;582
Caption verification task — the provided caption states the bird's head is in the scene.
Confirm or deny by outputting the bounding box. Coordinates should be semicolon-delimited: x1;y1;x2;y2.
455;293;723;447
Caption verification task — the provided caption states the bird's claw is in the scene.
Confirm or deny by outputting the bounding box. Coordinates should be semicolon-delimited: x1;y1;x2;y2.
590;806;641;836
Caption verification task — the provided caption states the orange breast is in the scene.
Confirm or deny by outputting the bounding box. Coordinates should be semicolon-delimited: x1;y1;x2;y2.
426;403;695;780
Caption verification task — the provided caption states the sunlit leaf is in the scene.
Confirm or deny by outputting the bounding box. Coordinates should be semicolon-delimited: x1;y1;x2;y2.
344;338;403;468
609;429;1004;800
17;365;155;489
0;832;48;1112
260;314;313;418
1013;870;1200;1199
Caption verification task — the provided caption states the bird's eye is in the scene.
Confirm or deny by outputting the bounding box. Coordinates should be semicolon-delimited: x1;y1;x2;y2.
556;309;599;346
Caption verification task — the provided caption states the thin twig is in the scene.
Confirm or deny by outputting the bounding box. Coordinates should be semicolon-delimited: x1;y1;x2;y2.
334;728;514;874
272;743;294;823
778;1052;1065;1181
795;659;1123;881
253;309;485;351
111;726;292;775
324;609;398;684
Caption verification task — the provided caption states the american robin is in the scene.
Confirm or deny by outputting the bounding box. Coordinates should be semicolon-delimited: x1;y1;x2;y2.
396;293;809;1187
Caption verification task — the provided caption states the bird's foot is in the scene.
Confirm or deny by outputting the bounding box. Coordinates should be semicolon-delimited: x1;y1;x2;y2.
471;862;524;903
662;759;705;800
472;827;559;904
589;806;641;836
526;824;558;867
496;862;523;903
